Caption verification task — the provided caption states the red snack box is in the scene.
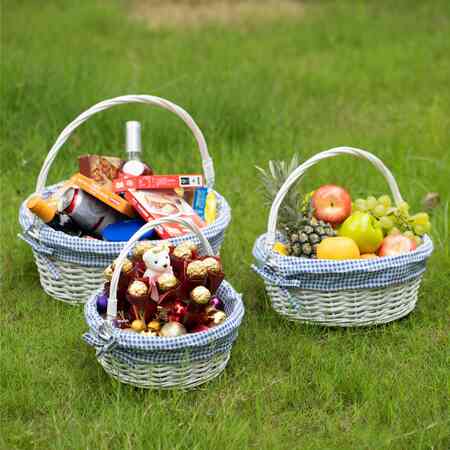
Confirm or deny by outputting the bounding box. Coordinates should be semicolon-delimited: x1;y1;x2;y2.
113;174;204;193
124;189;206;238
79;155;125;190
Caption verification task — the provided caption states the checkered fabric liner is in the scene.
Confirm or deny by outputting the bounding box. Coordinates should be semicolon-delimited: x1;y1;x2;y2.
18;183;231;267
83;280;244;366
252;232;433;291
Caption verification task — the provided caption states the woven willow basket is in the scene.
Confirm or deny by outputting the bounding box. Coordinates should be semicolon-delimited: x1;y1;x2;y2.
84;217;244;389
18;95;231;305
253;147;433;327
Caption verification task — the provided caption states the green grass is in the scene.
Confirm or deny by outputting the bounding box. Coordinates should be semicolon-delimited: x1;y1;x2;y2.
1;1;450;449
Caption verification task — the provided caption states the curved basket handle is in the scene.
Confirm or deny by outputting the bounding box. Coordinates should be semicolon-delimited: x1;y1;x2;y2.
266;146;404;246
35;94;215;191
106;217;213;321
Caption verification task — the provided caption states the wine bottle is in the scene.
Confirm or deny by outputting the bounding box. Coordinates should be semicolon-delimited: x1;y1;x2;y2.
121;121;153;177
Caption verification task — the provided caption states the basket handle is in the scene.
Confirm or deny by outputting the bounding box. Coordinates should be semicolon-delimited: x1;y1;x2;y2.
106;217;214;321
35;94;215;192
266;146;405;246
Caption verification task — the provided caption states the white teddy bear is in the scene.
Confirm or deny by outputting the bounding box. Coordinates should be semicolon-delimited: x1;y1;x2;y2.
142;244;173;279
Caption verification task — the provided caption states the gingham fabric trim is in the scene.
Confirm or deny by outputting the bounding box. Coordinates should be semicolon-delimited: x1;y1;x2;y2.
19;183;231;266
252;233;433;291
82;280;244;365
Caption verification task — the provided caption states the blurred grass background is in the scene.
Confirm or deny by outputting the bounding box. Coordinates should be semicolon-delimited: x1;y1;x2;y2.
1;1;449;449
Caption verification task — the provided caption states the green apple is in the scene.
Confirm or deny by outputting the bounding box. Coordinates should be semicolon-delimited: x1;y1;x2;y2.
338;212;384;253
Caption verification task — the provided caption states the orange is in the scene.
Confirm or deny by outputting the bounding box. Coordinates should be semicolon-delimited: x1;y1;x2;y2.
360;253;379;259
316;237;360;260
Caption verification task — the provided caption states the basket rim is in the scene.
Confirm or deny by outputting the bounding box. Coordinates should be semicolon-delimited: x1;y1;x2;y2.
84;279;244;350
254;232;433;273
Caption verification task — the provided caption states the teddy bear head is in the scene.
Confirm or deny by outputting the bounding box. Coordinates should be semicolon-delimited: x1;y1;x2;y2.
142;244;171;275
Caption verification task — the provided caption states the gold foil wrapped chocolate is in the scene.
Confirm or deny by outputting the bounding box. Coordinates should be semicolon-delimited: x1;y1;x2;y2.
133;241;155;259
131;319;146;332
148;320;162;332
157;273;178;291
111;258;133;274
208;309;227;326
103;265;113;281
159;321;187;337
128;280;148;297
140;330;158;337
202;257;221;274
173;245;192;260
190;286;211;304
186;260;208;279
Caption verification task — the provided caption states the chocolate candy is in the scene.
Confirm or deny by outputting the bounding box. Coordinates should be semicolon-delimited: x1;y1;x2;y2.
128;280;148;297
159;321;187;337
202;257;221;274
186;260;207;279
157;273;178;291
190;286;211;304
133;241;155;259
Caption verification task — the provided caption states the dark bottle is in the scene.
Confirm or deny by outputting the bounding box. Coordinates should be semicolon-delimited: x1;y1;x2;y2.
27;195;82;236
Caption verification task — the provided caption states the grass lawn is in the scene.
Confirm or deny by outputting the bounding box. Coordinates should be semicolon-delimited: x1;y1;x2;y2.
1;1;449;448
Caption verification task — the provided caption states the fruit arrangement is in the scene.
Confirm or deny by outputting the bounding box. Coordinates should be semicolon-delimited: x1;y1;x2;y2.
97;240;227;336
257;155;432;260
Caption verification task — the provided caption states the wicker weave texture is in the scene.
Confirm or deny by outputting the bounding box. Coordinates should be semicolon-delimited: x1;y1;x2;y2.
265;276;422;327
33;252;104;305
98;352;230;389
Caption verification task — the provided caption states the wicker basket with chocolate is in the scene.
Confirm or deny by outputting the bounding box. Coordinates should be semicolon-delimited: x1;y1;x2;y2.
83;217;244;389
18;95;231;305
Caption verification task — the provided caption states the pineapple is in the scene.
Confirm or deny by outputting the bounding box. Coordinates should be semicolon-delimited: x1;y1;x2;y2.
256;155;336;258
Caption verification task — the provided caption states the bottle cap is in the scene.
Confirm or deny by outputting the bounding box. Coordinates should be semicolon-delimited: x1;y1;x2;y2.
126;121;142;154
27;196;56;223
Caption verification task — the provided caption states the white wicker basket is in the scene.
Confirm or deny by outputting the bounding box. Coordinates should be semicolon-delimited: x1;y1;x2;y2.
19;95;231;305
253;147;433;327
84;217;244;389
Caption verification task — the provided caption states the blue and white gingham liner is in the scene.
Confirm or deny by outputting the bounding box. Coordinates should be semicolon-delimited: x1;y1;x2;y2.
252;232;433;291
18;183;231;270
83;280;244;366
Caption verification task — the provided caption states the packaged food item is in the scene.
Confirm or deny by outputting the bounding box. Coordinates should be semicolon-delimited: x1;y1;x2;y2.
101;219;156;242
192;187;208;219
120;121;153;177
204;190;217;224
124;189;206;238
27;195;82;236
58;187;123;236
79;155;125;190
69;173;135;217
113;174;204;193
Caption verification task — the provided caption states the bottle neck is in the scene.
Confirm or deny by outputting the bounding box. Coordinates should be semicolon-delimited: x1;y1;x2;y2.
127;151;141;162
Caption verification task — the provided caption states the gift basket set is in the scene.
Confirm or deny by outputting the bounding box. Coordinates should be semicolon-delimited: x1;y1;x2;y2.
84;217;244;389
19;95;231;305
18;94;435;389
253;147;433;327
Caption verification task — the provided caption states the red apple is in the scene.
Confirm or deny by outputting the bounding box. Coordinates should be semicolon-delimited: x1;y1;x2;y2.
378;235;417;257
312;185;352;226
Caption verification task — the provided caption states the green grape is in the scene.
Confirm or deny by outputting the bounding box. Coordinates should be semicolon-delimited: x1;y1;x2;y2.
398;201;410;214
373;204;386;217
403;231;415;239
389;227;401;236
378;195;392;208
379;216;394;230
354;198;367;211
412;212;429;226
366;196;377;210
414;222;431;235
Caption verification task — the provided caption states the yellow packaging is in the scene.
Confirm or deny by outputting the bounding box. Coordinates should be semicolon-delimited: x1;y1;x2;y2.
204;190;217;224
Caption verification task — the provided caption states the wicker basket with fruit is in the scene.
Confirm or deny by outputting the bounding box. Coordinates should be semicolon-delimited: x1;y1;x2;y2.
84;217;244;389
253;147;433;327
